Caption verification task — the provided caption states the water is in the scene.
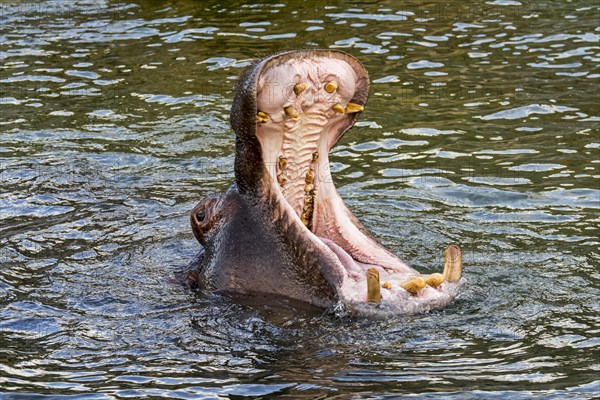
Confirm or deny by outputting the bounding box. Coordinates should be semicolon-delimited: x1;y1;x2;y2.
1;0;599;398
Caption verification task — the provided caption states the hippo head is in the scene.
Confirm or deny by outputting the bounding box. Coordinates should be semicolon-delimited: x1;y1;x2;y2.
189;50;464;315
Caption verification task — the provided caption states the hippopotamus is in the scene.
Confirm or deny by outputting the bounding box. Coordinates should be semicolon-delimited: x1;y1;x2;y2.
186;49;463;314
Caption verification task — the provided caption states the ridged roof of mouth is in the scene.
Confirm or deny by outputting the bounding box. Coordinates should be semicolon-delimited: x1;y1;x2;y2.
253;52;368;227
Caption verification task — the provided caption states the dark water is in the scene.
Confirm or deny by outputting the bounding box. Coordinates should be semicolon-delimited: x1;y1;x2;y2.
1;0;599;398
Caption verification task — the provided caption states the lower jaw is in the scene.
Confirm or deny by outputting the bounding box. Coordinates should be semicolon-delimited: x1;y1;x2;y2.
267;175;464;309
321;235;462;307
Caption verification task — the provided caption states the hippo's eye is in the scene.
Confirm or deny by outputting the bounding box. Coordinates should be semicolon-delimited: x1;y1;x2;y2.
195;211;205;221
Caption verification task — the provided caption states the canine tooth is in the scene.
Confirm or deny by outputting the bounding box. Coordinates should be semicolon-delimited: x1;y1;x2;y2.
366;268;382;303
284;105;300;119
345;103;364;113
400;276;426;294
256;111;269;123
443;244;462;282
311;152;319;162
332;103;345;113
325;80;338;93
424;273;444;288
293;82;307;96
278;156;287;169
382;282;392;290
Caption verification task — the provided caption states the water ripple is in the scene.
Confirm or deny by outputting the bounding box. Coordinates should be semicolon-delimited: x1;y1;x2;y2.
1;0;598;398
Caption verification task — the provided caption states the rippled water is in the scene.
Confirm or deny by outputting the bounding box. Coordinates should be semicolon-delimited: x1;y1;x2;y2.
1;1;599;398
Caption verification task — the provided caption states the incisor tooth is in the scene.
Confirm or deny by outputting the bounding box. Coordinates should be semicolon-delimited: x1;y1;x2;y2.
443;244;462;282
311;152;319;162
332;103;345;113
424;273;444;288
345;103;364;113
256;111;268;123
293;82;307;95
366;268;382;303
325;81;338;93
400;276;426;294
304;183;314;193
284;105;300;119
382;282;392;289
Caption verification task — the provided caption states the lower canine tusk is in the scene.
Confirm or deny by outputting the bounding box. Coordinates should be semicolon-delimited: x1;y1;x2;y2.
424;273;444;288
443;244;462;282
400;276;426;294
366;268;382;303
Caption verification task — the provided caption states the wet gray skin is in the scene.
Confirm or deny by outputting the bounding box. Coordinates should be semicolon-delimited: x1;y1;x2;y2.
188;50;463;315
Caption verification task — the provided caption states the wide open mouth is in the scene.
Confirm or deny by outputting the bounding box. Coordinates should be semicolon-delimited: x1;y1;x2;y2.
254;52;365;229
250;51;462;312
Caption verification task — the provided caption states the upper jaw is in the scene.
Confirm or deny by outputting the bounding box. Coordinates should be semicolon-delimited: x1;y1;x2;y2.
252;51;369;226
230;50;369;197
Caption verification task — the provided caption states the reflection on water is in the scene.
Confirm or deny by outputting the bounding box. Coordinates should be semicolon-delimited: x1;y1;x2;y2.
1;0;598;398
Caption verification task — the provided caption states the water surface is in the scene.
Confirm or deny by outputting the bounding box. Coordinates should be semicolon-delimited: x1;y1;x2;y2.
1;1;599;398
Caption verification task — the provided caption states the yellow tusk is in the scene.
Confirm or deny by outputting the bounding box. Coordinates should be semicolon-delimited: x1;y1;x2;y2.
423;273;445;288
366;268;382;303
284;105;300;119
325;81;338;93
400;276;426;294
332;103;345;113
293;82;307;96
256;111;269;123
345;103;364;113
443;244;462;282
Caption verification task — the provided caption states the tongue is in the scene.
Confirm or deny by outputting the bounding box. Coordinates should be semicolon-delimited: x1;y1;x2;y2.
319;237;363;280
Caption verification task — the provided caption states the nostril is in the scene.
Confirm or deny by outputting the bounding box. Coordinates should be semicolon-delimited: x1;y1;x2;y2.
195;211;205;222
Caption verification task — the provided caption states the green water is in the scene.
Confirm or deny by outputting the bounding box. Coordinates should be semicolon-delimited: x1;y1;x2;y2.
1;1;599;398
